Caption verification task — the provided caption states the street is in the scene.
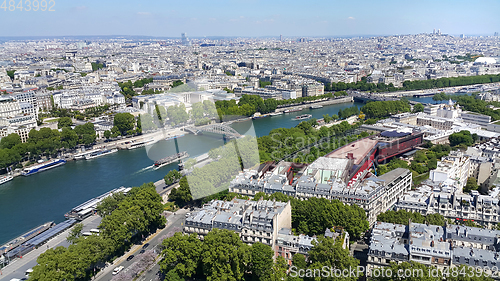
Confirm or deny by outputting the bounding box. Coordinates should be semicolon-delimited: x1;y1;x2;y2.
94;209;187;281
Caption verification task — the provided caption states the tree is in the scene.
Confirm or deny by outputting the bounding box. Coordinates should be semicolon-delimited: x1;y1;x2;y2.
0;133;21;149
164;271;185;281
172;80;184;88
167;104;189;125
60;127;78;149
190;102;205;122
111;126;121;138
74;123;96;146
183;158;196;170
371;261;441;281
449;130;474;147
464;177;479;193
57;117;73;129
6;70;15;80
323;114;333;123
67;223;83;244
307;236;360;281
104;130;111;139
164;169;182;186
377;209;445;226
200;229;251;281
160;232;202;278
413;103;425;113
114;113;135;135
96;192;127;217
169;177;193;206
250;242;274;281
140;113;157;131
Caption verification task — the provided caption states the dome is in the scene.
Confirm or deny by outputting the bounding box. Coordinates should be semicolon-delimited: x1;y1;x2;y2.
475;57;497;64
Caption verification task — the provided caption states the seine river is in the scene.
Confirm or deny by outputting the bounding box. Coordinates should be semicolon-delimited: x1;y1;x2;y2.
0;101;370;244
0;95;461;244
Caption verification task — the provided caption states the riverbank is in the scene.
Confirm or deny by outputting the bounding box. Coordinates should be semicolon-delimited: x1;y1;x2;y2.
0;100;366;246
274;96;353;113
366;82;500;98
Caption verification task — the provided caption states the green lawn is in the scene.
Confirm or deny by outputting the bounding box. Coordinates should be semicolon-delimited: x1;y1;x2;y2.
43;118;59;123
413;172;430;187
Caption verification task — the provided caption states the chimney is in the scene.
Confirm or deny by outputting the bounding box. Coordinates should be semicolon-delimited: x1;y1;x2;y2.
347;153;354;160
431;241;435;247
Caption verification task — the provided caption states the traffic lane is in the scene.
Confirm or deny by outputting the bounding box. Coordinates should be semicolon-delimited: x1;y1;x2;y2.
96;212;186;281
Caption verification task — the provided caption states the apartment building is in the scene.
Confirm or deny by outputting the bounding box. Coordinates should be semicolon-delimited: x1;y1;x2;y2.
461;112;492;127
368;221;500;274
229;158;412;225
301;84;324;97
184;198;291;249
429;151;470;192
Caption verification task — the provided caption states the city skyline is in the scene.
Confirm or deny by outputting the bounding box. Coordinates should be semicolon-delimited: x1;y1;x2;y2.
0;0;499;37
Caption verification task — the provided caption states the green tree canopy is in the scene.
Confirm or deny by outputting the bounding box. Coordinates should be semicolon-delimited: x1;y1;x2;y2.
114;113;136;135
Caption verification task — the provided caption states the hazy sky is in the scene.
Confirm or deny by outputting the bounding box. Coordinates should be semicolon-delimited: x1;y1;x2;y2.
1;0;499;37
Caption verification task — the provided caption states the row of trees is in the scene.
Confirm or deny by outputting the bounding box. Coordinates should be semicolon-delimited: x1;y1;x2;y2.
377;144;451;178
254;192;369;239
29;183;166;281
0;113;139;168
160;227;359;281
433;92;467;101
403;74;500;91
160;230;289;281
258;118;358;163
377;209;446;226
361;100;412;118
338;105;360;119
455;95;500;121
215;93;347;121
323;73;500;93
40;105;111;121
325;79;398;92
141;100;218;129
0;122;98;169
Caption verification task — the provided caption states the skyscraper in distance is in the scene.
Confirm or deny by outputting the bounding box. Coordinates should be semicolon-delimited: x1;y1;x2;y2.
181;33;191;46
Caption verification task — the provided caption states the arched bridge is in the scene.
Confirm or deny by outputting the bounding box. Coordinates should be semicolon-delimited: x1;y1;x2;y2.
185;123;242;138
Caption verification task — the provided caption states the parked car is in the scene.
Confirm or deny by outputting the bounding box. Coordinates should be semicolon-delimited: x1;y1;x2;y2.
127;255;134;261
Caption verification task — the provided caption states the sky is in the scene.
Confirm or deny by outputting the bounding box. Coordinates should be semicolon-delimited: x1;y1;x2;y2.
0;0;499;37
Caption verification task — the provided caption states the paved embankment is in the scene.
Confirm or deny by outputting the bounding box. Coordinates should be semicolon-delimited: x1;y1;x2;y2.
275;97;354;113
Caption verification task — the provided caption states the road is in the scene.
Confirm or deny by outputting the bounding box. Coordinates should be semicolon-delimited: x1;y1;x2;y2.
0;215;102;281
94;209;187;281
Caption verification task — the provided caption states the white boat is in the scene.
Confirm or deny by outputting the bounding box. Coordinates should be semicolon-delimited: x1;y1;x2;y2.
85;148;118;160
127;139;156;150
294;114;312;121
284;108;302;113
0;175;13;185
310;105;323;109
22;159;66;176
269;112;284;116
73;149;101;160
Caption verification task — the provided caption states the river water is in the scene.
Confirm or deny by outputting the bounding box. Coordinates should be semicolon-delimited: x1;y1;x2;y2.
0;101;368;244
0;95;460;244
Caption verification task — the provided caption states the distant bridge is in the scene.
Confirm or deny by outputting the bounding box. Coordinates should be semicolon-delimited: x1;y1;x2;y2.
184;123;242;138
